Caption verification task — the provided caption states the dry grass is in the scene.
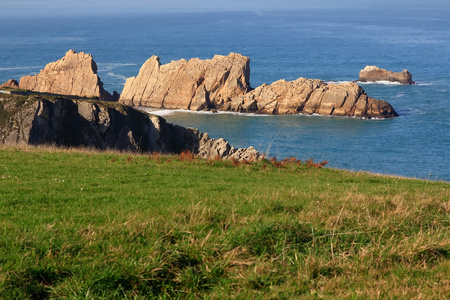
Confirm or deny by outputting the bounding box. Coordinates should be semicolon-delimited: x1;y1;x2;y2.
0;145;448;298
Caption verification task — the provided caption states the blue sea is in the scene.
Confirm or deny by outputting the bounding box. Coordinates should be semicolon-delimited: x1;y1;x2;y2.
1;7;449;181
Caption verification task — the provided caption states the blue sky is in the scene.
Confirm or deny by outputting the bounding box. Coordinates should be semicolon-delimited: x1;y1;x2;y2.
3;0;450;16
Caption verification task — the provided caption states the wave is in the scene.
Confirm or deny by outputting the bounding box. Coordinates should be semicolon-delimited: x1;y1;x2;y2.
136;107;273;117
136;107;388;120
0;66;41;71
324;80;352;84
97;63;137;71
359;80;434;86
106;72;127;82
357;80;404;86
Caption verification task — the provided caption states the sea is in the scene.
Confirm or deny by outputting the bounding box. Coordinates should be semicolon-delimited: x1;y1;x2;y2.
1;7;449;182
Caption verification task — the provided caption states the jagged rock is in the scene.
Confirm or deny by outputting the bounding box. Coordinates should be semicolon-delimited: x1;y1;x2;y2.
193;131;260;161
120;53;398;119
0;79;19;89
0;94;261;160
119;53;251;109
358;66;415;85
223;78;398;119
6;50;399;119
18;50;114;100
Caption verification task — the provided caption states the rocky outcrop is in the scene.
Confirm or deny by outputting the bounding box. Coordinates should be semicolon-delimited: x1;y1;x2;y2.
119;53;251;109
223;78;398;118
3;51;399;119
358;66;415;85
120;54;398;119
0;94;260;161
0;79;19;89
18;50;115;100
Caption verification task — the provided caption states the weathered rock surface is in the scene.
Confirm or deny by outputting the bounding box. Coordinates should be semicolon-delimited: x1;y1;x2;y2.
120;54;398;119
224;78;398;118
119;53;251;109
0;79;19;89
358;66;415;85
18;50;115;100
3;51;399;119
0;94;260;160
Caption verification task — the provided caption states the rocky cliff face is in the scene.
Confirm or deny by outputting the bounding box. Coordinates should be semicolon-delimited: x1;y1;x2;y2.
18;50;116;101
223;79;398;118
0;79;19;89
3;50;400;119
0;94;260;161
119;53;251;109
358;66;415;85
120;54;398;119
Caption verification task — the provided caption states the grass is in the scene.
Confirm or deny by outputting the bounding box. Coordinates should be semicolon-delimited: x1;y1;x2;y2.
0;145;448;299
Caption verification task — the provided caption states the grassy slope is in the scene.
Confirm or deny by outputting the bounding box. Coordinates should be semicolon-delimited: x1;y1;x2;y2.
0;145;448;299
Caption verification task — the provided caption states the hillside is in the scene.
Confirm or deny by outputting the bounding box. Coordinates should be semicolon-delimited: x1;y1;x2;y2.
0;146;448;298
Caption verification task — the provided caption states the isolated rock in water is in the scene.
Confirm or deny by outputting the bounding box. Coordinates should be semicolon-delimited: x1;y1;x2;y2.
0;79;19;89
119;53;251;109
19;50;114;100
222;78;398;119
0;94;261;160
358;66;415;85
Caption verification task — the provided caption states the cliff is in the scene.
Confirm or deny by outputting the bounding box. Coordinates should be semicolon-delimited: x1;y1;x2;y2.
119;53;251;110
2;50;400;119
18;50;116;101
120;54;398;119
222;79;398;118
0;79;19;89
0;93;260;161
358;66;415;85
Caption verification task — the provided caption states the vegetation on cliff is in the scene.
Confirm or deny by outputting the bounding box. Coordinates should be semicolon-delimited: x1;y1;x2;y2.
0;146;448;299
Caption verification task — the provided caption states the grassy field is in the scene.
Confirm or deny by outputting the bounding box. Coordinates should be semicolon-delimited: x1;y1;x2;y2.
0;145;448;299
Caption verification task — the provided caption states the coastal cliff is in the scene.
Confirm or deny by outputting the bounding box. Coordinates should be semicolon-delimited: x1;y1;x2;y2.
120;54;398;119
2;50;400;119
0;93;260;161
119;53;251;110
18;50;117;101
222;79;397;118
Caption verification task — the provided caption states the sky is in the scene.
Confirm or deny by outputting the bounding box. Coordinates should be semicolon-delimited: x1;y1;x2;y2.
3;0;450;16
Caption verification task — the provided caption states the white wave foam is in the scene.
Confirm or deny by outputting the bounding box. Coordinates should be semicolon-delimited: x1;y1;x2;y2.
137;107;388;120
106;72;127;82
415;82;431;86
136;107;273;117
0;66;41;71
325;80;351;84
137;107;179;116
97;63;137;70
357;80;403;85
306;113;386;121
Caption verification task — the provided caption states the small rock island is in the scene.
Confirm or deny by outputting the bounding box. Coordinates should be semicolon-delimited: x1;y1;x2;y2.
358;65;415;85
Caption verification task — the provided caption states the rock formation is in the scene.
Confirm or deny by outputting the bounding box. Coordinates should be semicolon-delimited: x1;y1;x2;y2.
358;66;415;85
119;53;251;109
0;93;260;161
224;78;398;118
2;50;400;119
0;79;19;89
18;50;116;100
120;54;398;119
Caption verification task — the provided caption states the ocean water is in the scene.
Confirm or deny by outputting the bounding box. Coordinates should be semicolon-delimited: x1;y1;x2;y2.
0;7;449;181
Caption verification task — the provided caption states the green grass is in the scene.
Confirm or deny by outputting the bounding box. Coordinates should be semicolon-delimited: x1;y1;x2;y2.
0;145;448;299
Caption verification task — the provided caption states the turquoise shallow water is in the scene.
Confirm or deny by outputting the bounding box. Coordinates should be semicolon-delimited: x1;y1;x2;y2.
0;7;449;181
